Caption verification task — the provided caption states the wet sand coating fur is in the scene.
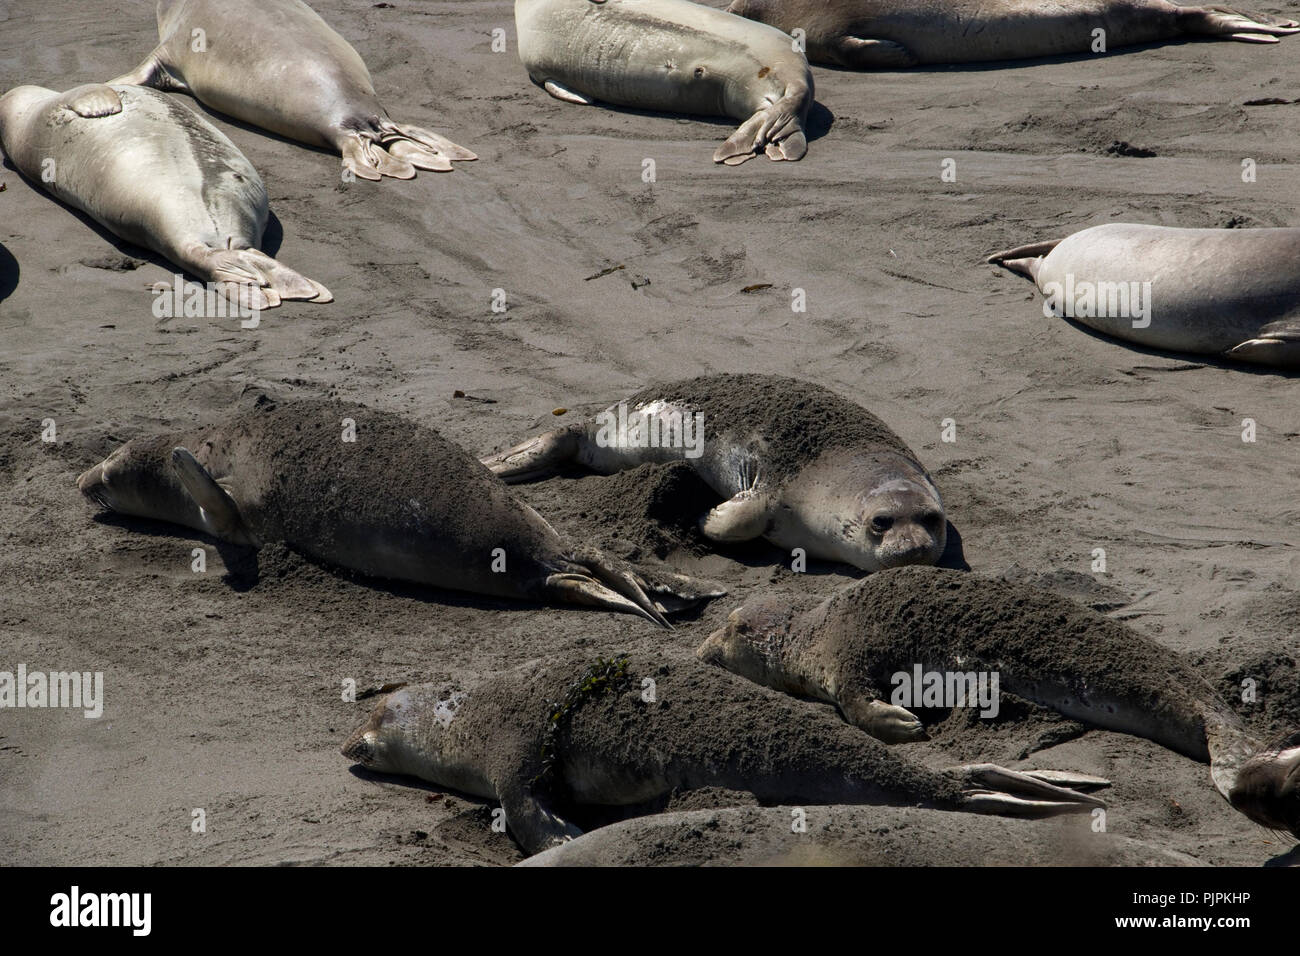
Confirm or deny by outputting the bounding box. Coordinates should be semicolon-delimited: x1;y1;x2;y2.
989;224;1300;368
482;374;947;571
342;651;1106;854
113;0;476;180
0;83;330;311
76;398;721;625
726;0;1299;68
516;0;815;164
699;566;1300;839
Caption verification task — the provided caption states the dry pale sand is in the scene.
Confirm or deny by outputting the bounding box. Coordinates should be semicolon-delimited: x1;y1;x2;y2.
0;0;1297;866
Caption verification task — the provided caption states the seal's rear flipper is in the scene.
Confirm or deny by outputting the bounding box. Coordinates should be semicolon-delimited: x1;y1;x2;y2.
170;447;257;545
1019;769;1112;793
1226;734;1300;838
110;48;190;92
951;763;1107;816
1183;6;1300;42
62;85;124;118
183;244;333;312
545;573;671;628
1224;321;1300;369
341;123;476;181
714;96;809;166
481;426;584;483
986;239;1063;283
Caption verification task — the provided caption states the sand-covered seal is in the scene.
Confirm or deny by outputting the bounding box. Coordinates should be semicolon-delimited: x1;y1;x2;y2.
699;565;1300;839
113;0;476;180
341;651;1105;854
0;83;330;311
988;224;1300;368
77;398;721;625
726;0;1299;68
482;374;946;572
515;0;814;164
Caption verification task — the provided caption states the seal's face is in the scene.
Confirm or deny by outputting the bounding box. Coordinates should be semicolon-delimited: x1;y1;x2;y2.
1229;738;1300;838
859;479;947;570
341;685;462;777
697;598;796;686
77;441;189;521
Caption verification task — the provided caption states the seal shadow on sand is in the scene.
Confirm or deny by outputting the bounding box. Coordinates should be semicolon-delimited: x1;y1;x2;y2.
811;39;1215;74
1057;315;1300;379
558;98;834;148
0;241;17;303
0;152;290;300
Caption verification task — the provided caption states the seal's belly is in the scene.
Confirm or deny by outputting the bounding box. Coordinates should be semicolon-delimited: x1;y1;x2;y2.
518;0;787;118
1038;226;1300;352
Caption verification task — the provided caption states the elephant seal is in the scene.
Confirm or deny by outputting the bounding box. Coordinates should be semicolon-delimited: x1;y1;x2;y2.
481;374;947;572
515;0;814;164
988;224;1300;368
113;0;476;180
726;0;1299;68
77;398;721;626
0;84;329;311
698;565;1299;839
341;651;1105;854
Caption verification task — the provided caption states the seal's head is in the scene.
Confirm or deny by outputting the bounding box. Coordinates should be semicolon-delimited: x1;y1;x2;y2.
1229;734;1300;839
77;438;193;523
341;684;466;779
0;85;49;142
858;477;947;570
697;597;800;689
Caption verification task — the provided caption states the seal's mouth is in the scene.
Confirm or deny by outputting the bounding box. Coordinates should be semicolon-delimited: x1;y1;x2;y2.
340;727;376;765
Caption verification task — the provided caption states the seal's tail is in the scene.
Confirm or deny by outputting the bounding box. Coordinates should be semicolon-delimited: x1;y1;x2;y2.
714;91;810;166
986;239;1062;283
340;121;476;181
481;425;585;483
185;244;333;312
1183;6;1300;42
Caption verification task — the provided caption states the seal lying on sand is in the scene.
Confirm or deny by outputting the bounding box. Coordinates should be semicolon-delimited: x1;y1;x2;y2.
0;84;329;311
515;0;814;164
77;398;720;625
726;0;1299;68
113;0;476;180
988;224;1300;368
482;374;946;572
698;565;1300;838
341;652;1106;854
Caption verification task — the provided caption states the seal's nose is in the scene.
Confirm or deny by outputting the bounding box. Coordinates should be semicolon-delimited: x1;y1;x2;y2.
881;524;940;567
77;461;112;509
340;728;376;764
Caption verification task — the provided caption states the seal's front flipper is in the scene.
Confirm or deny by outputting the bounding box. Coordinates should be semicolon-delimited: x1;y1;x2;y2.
701;490;770;542
831;36;918;69
951;763;1107;815
497;780;584;855
110;48;189;92
1224;320;1300;369
840;697;929;743
541;79;595;105
481;426;584;483
170;447;257;545
61;85;123;118
986;239;1062;283
185;243;333;312
1184;6;1300;41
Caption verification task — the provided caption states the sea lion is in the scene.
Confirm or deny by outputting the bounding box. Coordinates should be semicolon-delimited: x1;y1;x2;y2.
726;0;1299;68
76;398;721;626
515;0;814;164
988;223;1300;368
0;83;329;311
698;565;1300;839
341;651;1106;855
481;374;947;572
113;0;476;180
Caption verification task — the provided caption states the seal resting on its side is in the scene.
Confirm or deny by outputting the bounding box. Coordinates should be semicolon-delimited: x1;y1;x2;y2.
113;0;476;180
342;651;1106;854
77;398;721;626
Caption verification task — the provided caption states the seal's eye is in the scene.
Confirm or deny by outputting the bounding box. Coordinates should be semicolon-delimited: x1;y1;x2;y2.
870;515;894;534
